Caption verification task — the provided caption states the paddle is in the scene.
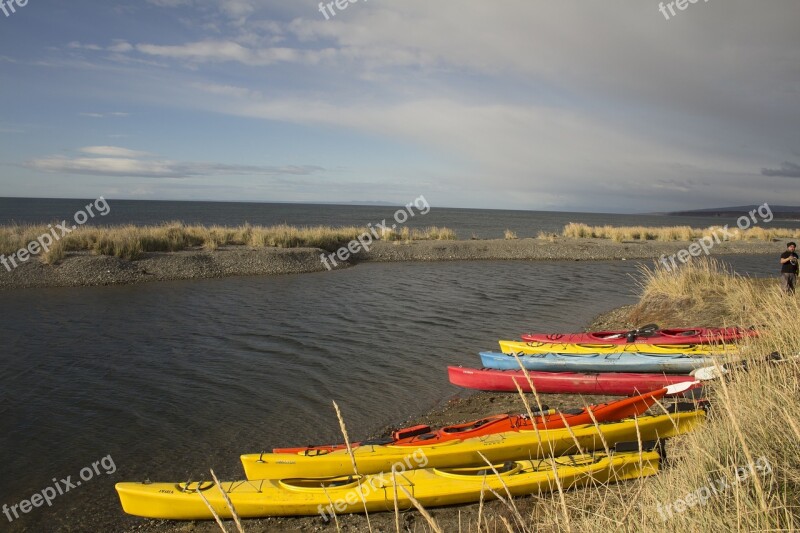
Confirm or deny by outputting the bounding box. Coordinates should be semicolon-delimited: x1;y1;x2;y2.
625;323;660;343
691;352;795;381
663;380;701;395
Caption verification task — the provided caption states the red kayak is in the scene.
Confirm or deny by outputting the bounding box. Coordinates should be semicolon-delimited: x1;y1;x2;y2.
521;326;757;345
272;385;688;456
448;366;694;396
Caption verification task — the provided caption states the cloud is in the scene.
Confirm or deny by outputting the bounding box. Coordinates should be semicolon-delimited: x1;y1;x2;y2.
79;146;150;157
108;41;134;53
67;41;102;51
26;147;324;179
146;0;192;7
134;40;331;65
79;112;130;118
218;0;257;19
761;162;800;178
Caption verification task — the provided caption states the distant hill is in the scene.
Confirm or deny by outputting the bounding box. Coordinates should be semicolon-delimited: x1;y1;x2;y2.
668;205;800;219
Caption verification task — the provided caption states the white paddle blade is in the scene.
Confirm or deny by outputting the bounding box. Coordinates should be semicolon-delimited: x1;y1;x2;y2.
691;365;724;381
664;380;701;395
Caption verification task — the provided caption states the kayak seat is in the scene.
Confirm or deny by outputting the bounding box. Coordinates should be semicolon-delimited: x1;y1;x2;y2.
303;448;333;457
615;440;658;453
361;437;394;446
443;418;497;434
665;402;700;413
475;462;517;476
324;476;356;488
393;425;432;440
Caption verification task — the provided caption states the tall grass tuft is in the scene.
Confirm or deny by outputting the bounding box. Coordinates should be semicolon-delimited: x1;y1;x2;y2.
378;226;456;242
536;231;558;242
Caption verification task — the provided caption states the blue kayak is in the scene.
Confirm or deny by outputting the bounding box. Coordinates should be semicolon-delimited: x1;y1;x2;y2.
479;351;717;374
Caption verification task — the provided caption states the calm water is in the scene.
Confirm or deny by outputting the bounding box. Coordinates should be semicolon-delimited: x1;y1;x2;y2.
2;198;797;239
0;253;777;531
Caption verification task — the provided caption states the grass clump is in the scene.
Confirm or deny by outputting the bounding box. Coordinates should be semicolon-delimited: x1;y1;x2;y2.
504;229;518;240
378;226;456;242
536;231;558;242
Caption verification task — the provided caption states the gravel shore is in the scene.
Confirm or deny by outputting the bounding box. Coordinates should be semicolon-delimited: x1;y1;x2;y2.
0;237;779;290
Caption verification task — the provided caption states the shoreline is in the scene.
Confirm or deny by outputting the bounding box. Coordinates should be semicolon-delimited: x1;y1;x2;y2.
0;237;782;290
116;305;631;533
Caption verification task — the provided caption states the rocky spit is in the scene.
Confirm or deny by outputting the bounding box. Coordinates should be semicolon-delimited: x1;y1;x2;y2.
0;237;780;290
1;238;781;291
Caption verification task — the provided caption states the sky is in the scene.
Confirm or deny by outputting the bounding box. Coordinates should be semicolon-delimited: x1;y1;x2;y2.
0;0;798;213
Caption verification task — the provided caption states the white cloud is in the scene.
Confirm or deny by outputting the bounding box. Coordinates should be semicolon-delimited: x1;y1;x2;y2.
79;146;150;158
79;112;130;119
26;147;324;179
133;39;333;65
67;41;102;51
146;0;191;7
108;41;134;53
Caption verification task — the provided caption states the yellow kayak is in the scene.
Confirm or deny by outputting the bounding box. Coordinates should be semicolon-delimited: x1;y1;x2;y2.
241;411;703;480
117;449;659;520
499;340;732;355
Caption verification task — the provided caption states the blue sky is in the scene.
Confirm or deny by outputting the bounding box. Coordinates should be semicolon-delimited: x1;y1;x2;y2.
0;0;798;212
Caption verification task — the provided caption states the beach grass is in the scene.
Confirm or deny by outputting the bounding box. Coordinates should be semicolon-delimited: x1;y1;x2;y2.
377;225;456;242
536;231;559;242
0;222;457;262
562;222;800;242
466;258;799;531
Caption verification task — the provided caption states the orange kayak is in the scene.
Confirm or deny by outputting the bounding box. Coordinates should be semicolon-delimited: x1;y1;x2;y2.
273;384;692;456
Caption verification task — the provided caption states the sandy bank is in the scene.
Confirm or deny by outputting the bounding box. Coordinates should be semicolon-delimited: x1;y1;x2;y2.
0;237;780;290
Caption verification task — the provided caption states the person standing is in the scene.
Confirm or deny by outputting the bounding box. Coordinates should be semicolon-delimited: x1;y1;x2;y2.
780;242;798;294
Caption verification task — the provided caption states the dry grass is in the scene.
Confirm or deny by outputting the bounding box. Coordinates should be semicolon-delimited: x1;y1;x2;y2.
562;222;800;242
536;231;559;243
504;229;518;240
0;222;457;262
628;259;768;327
471;258;800;531
378;225;457;242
